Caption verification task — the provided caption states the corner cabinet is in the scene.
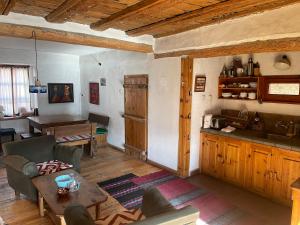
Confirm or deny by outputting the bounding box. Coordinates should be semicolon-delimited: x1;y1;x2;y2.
200;132;300;205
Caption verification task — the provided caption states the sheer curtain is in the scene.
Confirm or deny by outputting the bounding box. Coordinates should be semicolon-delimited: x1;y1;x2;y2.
0;67;13;115
12;67;31;114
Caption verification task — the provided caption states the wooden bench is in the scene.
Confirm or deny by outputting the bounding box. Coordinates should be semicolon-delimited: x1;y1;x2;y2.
53;123;97;157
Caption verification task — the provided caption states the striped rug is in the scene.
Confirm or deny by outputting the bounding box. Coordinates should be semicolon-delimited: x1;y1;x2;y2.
98;171;265;225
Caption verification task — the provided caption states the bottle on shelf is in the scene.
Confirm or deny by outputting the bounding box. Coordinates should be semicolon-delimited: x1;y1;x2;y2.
247;57;254;76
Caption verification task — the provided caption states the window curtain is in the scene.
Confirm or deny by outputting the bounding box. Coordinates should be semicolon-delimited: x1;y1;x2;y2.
12;67;31;114
0;67;13;115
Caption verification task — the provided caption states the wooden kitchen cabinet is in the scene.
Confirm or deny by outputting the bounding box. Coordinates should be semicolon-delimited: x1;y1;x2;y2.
201;133;223;178
273;148;300;204
201;131;300;206
245;143;273;196
222;137;245;186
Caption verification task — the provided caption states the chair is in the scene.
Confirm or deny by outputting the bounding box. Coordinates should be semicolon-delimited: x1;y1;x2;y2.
3;135;83;201
64;188;199;225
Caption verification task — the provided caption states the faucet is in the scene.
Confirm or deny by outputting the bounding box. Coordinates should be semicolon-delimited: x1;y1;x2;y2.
275;120;296;137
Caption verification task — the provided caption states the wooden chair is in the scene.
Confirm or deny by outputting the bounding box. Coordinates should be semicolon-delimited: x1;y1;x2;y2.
53;123;97;157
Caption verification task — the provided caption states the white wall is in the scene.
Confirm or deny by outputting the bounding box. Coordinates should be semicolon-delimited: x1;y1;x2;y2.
148;57;181;170
190;51;300;172
0;48;81;132
80;50;151;149
80;51;181;170
155;3;300;54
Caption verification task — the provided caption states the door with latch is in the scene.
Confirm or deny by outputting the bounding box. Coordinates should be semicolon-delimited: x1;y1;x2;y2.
123;75;148;160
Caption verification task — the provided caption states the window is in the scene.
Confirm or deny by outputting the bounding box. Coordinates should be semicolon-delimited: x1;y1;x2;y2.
259;75;300;104
0;65;31;116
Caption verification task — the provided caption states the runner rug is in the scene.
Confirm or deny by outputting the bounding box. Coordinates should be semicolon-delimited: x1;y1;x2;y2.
98;170;265;225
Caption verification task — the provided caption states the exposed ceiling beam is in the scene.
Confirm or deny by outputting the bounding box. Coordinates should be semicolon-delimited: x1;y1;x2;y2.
0;0;15;15
45;0;83;23
127;0;300;37
0;23;153;53
90;0;164;31
154;37;300;59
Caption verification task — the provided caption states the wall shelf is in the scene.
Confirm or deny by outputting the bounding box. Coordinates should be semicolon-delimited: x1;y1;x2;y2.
218;76;260;101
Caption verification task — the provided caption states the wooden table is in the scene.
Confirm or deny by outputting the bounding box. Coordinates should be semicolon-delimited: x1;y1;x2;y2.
27;115;87;134
32;169;107;225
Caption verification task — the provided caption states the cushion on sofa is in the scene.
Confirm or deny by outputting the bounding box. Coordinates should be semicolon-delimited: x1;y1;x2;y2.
95;208;145;225
36;160;73;175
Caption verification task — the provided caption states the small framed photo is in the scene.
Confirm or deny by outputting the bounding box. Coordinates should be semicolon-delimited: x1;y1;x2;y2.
194;75;206;92
100;78;106;86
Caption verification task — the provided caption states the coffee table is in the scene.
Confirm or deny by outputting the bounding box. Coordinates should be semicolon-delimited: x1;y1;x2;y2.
32;169;107;225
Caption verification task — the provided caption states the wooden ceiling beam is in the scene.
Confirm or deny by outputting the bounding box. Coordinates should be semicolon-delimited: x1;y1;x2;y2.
0;23;153;53
154;37;300;59
127;0;300;37
90;0;164;31
45;0;83;23
0;0;15;15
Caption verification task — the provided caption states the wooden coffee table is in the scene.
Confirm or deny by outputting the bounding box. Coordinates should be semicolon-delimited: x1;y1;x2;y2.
32;169;107;225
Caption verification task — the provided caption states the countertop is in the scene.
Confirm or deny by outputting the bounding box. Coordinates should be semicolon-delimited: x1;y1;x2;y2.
201;128;300;152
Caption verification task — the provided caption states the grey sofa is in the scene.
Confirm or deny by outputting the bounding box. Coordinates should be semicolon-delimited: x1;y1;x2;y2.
64;188;199;225
3;135;83;201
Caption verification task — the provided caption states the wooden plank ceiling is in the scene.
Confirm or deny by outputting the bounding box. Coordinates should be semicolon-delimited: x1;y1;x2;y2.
1;0;300;37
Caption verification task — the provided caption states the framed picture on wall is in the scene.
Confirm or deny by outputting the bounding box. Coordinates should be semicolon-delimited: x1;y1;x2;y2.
194;75;206;92
89;82;100;105
48;83;74;104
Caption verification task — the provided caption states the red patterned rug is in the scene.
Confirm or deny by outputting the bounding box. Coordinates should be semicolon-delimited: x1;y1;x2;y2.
99;171;266;225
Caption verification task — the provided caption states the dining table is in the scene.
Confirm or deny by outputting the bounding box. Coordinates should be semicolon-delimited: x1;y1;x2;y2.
27;115;88;134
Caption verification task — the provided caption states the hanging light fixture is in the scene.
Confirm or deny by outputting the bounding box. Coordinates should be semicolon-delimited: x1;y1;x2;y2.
29;31;47;93
274;55;291;70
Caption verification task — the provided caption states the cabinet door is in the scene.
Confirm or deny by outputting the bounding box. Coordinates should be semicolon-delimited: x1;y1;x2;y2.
273;149;300;204
246;143;272;195
223;138;245;185
201;133;222;178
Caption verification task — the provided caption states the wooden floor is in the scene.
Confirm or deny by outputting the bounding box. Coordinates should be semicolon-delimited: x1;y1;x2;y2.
0;146;160;225
0;146;291;225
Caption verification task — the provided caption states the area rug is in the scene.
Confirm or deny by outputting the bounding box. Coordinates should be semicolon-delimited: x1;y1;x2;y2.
98;171;266;225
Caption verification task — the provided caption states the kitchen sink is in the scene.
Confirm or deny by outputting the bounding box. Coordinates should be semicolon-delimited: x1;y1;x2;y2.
264;133;293;141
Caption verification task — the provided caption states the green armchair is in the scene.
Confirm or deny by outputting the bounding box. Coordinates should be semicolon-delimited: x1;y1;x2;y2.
3;135;83;201
64;188;199;225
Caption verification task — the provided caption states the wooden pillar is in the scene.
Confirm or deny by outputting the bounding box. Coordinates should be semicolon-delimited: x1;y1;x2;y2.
178;57;193;177
291;178;300;225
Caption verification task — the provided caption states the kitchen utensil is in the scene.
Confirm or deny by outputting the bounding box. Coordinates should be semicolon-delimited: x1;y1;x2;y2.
203;114;213;128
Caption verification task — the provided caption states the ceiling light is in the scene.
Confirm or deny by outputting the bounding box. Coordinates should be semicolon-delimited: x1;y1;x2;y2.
274;55;291;70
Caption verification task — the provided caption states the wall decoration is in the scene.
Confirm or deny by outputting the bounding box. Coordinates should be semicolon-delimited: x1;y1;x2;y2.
48;83;74;104
194;75;206;92
89;82;100;105
100;78;106;86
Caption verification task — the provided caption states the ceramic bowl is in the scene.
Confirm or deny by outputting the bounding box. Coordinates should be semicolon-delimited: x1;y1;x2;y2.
239;92;247;98
249;82;257;88
222;93;232;98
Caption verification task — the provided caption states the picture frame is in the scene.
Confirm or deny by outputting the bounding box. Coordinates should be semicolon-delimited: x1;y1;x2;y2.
194;75;206;92
89;82;100;105
48;83;74;104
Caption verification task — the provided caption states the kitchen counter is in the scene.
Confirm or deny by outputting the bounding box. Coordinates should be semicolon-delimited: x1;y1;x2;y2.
201;128;300;152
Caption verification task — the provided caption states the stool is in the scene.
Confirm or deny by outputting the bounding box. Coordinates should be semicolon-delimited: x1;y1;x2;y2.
0;128;16;152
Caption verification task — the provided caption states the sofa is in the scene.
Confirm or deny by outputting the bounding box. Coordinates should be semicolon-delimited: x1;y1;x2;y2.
64;188;199;225
3;135;83;201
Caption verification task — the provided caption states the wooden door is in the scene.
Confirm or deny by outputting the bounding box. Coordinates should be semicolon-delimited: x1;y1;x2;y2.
246;143;273;195
178;57;193;177
223;138;245;185
273;148;300;204
201;133;222;178
124;75;148;160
